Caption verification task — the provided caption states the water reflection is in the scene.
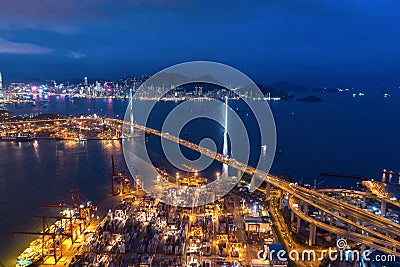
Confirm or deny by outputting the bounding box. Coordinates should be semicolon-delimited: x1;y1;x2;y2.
0;140;126;266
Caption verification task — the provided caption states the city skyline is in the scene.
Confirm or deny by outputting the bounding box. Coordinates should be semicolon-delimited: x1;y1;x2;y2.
2;2;400;267
0;1;399;89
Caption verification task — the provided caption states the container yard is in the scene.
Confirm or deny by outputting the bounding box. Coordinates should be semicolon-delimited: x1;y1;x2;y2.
14;169;279;267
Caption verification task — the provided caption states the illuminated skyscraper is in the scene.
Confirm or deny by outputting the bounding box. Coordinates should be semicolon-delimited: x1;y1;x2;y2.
84;76;88;87
0;72;3;90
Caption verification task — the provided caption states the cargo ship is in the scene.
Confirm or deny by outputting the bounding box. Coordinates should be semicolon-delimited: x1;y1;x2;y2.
16;240;42;267
15;191;97;267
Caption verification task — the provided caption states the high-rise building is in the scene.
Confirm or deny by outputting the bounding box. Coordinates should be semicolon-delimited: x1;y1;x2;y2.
0;72;3;90
84;76;88;87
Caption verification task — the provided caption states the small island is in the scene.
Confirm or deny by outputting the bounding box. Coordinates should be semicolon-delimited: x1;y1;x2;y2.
296;95;323;103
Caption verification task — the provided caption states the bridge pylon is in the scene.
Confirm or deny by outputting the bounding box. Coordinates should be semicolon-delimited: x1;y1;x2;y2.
129;88;134;137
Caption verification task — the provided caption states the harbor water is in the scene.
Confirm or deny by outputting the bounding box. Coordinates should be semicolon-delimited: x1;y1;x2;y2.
1;90;400;265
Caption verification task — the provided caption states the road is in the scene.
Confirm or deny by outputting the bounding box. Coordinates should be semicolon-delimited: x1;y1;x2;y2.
2;117;400;257
127;120;400;257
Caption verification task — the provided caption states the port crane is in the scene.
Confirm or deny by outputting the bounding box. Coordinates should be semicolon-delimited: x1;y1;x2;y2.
14;190;97;266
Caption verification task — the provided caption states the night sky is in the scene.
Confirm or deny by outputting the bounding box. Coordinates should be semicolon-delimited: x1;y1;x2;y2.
0;0;399;89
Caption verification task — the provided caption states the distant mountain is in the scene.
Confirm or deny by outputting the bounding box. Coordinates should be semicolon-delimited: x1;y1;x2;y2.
149;72;222;87
147;72;191;87
256;83;294;100
195;74;221;85
296;96;323;103
142;72;225;92
179;82;224;92
270;81;311;92
238;83;293;100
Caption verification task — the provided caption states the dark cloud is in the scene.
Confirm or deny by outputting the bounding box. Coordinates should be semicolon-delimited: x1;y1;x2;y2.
0;0;399;89
0;0;183;32
0;37;53;54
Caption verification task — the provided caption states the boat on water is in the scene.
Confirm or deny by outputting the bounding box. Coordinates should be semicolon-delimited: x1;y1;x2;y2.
54;135;64;141
16;240;42;267
16;133;36;142
15;192;97;267
0;135;16;141
75;134;87;142
0;132;36;142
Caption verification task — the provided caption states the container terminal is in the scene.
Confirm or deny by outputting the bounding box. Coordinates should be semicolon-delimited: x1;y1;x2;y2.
6;117;400;266
12;167;400;267
13;160;283;267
